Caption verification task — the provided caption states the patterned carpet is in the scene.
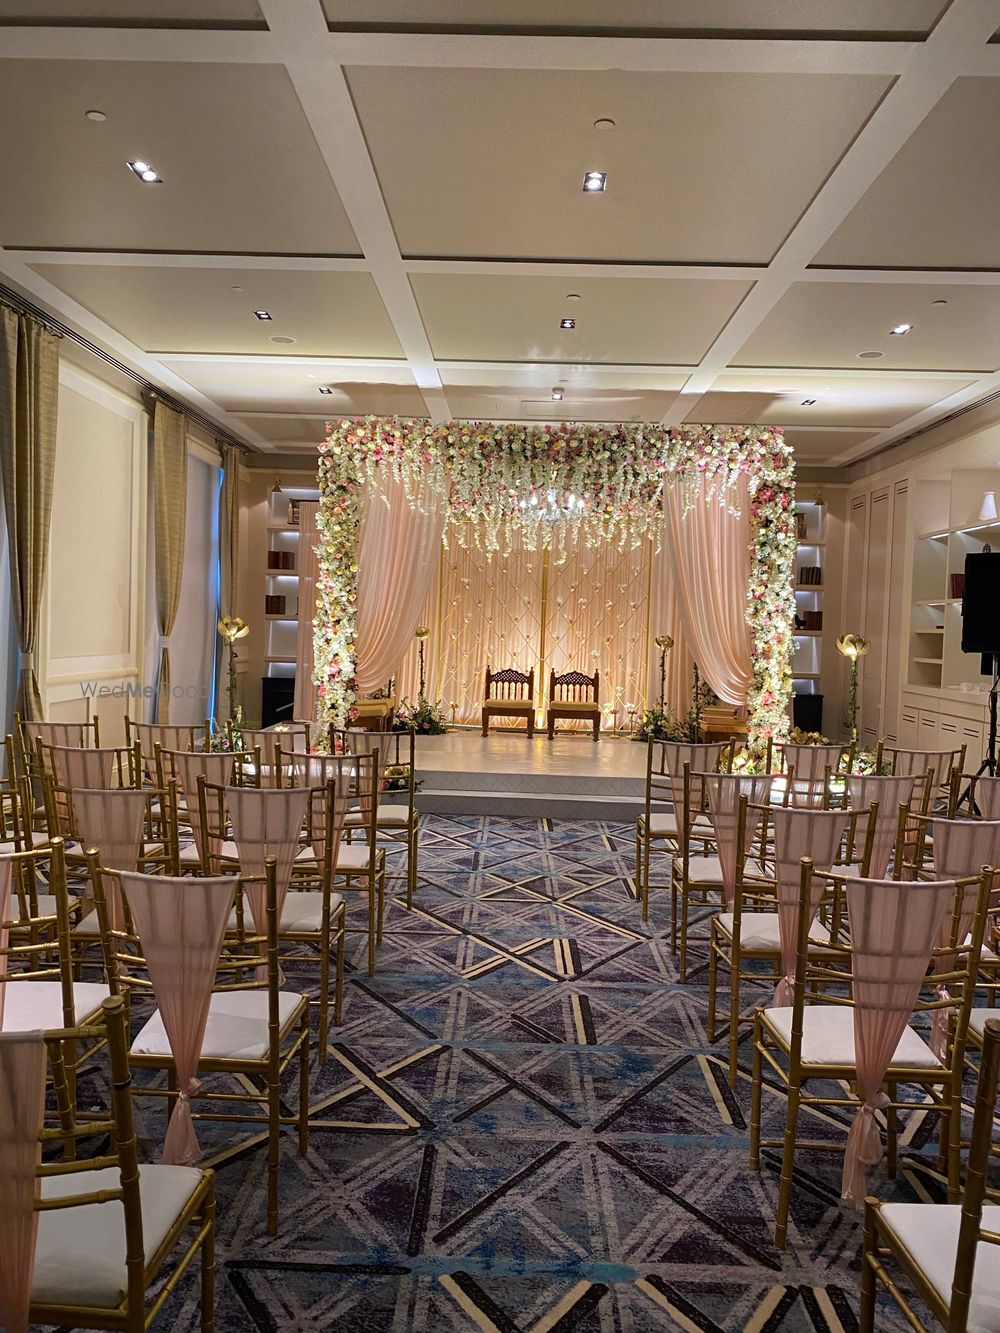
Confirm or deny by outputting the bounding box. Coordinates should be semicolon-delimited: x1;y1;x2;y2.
89;815;943;1332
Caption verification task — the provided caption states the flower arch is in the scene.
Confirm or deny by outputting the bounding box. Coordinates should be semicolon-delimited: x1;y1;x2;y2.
314;418;796;747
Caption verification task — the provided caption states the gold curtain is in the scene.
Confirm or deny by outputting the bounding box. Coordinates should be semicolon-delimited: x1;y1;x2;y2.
393;526;694;728
0;304;59;720
152;401;187;722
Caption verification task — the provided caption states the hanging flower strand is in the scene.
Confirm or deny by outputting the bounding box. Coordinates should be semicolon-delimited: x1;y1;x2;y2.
314;418;795;747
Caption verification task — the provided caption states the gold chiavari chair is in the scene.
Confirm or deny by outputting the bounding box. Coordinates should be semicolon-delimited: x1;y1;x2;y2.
7;995;217;1333
670;759;741;981
231;723;310;786
15;711;101;779
635;739;728;923
778;742;847;809
0;734;48;854
877;742;966;813
93;855;311;1237
341;729;420;910
322;736;389;975
749;864;992;1248
154;744;258;871
860;1017;1000;1332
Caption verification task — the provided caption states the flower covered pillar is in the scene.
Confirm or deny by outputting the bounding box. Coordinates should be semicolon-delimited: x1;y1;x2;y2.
314;418;795;748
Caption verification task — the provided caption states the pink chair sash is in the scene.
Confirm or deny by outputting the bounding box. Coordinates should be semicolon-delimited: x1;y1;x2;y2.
172;750;235;865
242;728;309;787
842;876;954;1205
226;786;310;933
703;773;774;906
50;745;116;791
0;858;13;1030
890;748;952;789
135;723;205;754
0;1031;46;1333
121;872;237;1165
27;721;90;748
771;808;849;1005
73;788;148;930
975;776;1000;820
846;774;917;878
781;743;843;808
283;752;351;861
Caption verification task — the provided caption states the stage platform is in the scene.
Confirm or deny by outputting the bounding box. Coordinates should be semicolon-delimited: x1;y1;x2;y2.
412;729;646;821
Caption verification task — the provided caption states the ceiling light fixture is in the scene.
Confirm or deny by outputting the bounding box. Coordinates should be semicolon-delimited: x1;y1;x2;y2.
932;299;948;307
127;160;161;183
551;387;564;400
85;109;107;122
801;398;817;406
593;117;616;131
253;310;272;320
269;335;295;345
890;323;913;336
565;293;582;302
857;350;884;360
318;386;334;394
582;171;607;192
560;318;576;330
271;476;283;495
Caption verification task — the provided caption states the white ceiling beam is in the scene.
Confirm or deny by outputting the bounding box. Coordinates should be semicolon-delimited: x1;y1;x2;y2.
255;0;449;423
829;371;1000;466
661;0;1000;427
0;26;276;61
7;250;368;271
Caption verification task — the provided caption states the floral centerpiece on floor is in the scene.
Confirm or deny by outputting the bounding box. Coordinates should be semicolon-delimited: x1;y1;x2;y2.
392;696;448;734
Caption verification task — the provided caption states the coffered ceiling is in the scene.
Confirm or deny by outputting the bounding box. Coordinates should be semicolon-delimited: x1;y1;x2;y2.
2;0;1000;467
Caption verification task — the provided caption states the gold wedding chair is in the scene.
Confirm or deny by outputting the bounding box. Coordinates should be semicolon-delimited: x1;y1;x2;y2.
5;995;217;1333
93;856;310;1237
876;742;966;813
860;1016;1000;1332
749;864;991;1248
231;723;310;786
546;668;601;741
154;745;258;871
482;665;536;737
336;729;420;910
15;712;101;781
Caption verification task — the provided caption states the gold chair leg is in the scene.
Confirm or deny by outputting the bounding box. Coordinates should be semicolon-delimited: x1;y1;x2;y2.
727;954;741;1090
267;1069;280;1237
706;930;719;1043
859;1203;878;1332
298;1010;310;1157
774;1077;801;1249
318;928;330;1066
749;1013;763;1172
367;876;376;977
885;1079;897;1179
641;835;651;922
679;887;689;983
406;826;417;910
201;1181;216;1333
334;906;346;1027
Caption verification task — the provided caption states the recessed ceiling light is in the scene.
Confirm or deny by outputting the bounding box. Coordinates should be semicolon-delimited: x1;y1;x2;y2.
318;386;334;394
560;318;576;330
85;109;107;122
551;387;565;400
857;349;884;360
230;284;243;292
269;335;295;345
582;171;607;193
566;293;582;302
253;310;272;320
593;118;616;131
932;299;948;306
801;398;817;406
890;323;913;336
127;160;161;183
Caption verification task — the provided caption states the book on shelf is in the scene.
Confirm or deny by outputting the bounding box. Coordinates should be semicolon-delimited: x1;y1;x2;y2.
797;566;822;586
267;550;296;570
288;499;301;527
265;594;286;615
950;572;966;599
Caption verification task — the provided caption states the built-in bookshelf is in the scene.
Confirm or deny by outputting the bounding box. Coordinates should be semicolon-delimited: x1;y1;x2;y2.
263;485;317;683
792;500;825;700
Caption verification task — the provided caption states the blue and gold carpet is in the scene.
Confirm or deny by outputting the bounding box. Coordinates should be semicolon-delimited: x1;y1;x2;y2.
123;815;937;1331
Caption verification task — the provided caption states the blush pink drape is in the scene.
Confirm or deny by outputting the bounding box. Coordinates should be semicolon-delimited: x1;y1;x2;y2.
280;753;350;862
771;808;849;1006
294;500;319;724
0;1031;46;1333
355;474;444;696
226;786;310;934
846;775;918;878
72;788;148;928
842;876;954;1205
0;857;12;1029
172;750;235;866
781;743;845;809
121;872;237;1165
704;773;774;906
662;474;753;707
975;775;1000;819
50;744;115;791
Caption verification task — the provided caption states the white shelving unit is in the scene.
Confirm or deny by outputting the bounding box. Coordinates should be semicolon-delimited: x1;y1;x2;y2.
792;501;826;702
263;487;317;683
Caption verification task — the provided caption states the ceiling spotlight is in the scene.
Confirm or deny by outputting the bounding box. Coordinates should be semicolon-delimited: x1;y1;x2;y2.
560;317;576;330
318;386;334;394
857;349;884;360
269;335;295;345
230;284;244;292
85;109;107;122
582;171;607;193
593;118;616;131
932;299;948;307
551;387;565;400
566;293;582;302
801;398;817;406
127;159;161;183
890;323;913;336
253;310;272;320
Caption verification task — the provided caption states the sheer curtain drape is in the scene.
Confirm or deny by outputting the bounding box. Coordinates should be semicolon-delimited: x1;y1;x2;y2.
215;443;241;714
151;401;187;721
0;305;59;720
294;500;319;722
355;474;444;695
662;474;754;706
168;454;220;725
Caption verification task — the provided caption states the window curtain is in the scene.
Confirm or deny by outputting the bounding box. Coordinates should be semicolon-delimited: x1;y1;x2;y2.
215;443;240;713
294;500;319;723
168;454;220;725
662;474;754;707
151;400;187;721
355;473;444;695
0;305;59;720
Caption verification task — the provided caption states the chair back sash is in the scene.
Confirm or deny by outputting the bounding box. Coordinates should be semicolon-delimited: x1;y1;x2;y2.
846;774;917;877
772;807;849;1005
226;786;310;931
0;1031;46;1333
73;788;148;928
703;773;774;906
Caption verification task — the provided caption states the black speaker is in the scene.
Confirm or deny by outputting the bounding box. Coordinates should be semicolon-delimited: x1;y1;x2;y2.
961;552;1000;654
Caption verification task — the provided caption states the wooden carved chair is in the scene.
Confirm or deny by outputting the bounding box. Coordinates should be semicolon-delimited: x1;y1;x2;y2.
482;665;535;737
546;668;601;741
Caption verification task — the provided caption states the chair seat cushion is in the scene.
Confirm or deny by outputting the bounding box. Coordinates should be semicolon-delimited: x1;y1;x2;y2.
642;811;714;837
715;911;831;952
227;890;343;934
178;843;202;864
331;841;373;871
1;980;109;1031
344;807;413;830
31;1164;205;1308
132;989;305;1062
672;853;725;884
878;1203;1000;1332
0;830;49;853
15;893;78;922
483;701;532;715
548;701;599;714
763;1005;942;1070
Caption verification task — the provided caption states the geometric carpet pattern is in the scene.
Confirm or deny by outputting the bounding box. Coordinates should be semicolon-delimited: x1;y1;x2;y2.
83;815;940;1331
